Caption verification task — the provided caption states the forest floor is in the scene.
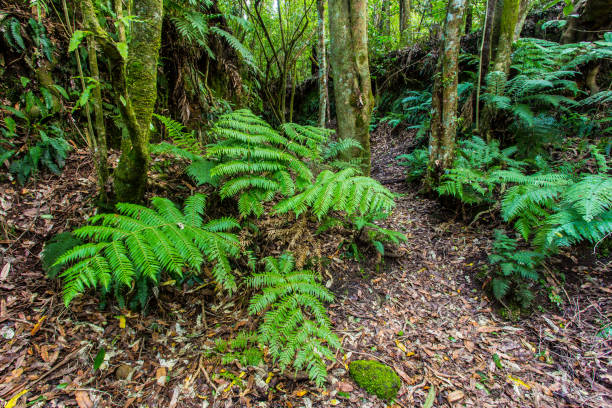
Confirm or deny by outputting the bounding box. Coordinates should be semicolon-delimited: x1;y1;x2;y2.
0;126;610;408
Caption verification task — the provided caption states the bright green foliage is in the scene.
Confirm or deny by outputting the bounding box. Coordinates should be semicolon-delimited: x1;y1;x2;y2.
501;171;612;251
166;0;258;72
436;136;525;205
352;213;407;256
274;167;396;219
153;114;202;155
349;360;401;401
248;253;341;387
213;331;264;367
54;194;240;307
486;230;543;308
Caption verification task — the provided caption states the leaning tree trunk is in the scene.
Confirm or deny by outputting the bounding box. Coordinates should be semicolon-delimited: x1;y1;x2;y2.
399;0;411;45
316;0;329;127
491;0;520;74
329;0;374;175
426;0;466;186
513;0;531;42
80;0;163;203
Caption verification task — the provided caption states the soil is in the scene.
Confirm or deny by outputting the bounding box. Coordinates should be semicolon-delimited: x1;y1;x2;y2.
0;126;610;408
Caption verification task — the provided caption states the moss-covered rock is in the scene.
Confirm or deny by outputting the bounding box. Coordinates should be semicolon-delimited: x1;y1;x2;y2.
349;359;401;401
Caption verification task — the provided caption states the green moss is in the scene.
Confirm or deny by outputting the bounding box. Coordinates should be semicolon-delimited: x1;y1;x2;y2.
349;360;401;401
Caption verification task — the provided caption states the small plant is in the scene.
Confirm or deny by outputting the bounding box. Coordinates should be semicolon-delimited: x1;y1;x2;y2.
396;148;428;181
51;194;240;308
212;331;264;367
248;253;341;386
486;230;544;308
352;212;407;257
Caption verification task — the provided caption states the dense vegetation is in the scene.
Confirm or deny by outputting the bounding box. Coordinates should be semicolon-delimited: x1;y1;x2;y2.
0;0;610;405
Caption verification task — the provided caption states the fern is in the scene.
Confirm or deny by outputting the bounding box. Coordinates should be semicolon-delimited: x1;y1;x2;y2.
486;230;543;308
54;194;240;307
274;168;396;219
248;253;341;387
153;114;202;154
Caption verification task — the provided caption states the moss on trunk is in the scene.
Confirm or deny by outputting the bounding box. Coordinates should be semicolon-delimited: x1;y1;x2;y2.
329;0;374;175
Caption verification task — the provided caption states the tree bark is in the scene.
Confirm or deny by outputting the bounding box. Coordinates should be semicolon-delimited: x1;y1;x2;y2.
317;0;329;127
87;36;109;203
464;1;473;34
492;0;521;74
399;0;411;44
513;0;530;41
426;0;466;186
80;0;163;203
561;0;612;44
329;0;374;175
475;0;496;131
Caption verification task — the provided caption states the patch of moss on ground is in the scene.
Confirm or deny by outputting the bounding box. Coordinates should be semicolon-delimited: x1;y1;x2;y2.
349;359;401;401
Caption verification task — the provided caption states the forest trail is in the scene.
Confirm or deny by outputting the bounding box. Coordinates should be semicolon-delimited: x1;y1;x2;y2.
0;136;609;408
319;126;611;407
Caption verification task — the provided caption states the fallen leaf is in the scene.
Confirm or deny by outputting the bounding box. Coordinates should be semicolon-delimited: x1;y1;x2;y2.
0;263;10;281
337;381;353;392
30;315;47;336
75;390;93;408
395;339;408;353
447;390;464;403
5;389;28;408
422;384;435;408
156;367;167;386
295;389;308;397
508;375;531;389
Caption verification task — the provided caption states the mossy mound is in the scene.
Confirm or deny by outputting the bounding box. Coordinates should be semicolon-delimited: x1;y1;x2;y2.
349;359;401;401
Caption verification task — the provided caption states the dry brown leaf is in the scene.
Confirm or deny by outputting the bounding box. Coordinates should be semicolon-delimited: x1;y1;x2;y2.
337;381;354;392
75;390;93;408
447;390;464;403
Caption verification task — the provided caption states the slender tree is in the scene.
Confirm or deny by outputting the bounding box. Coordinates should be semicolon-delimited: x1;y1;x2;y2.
475;0;497;131
329;0;374;175
80;0;163;203
399;0;411;44
316;0;329;127
426;0;466;186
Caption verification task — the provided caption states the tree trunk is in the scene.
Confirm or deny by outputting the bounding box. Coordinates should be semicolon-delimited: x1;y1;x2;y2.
475;0;496;131
399;0;411;44
80;0;163;203
383;0;391;36
317;0;329;127
492;0;520;74
87;36;109;203
513;0;530;41
465;1;473;34
426;0;466;186
329;0;374;175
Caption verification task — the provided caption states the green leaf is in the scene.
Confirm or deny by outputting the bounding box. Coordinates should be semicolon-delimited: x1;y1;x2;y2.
69;30;88;52
20;77;30;88
492;353;503;369
116;41;128;59
93;348;105;370
422;384;435;408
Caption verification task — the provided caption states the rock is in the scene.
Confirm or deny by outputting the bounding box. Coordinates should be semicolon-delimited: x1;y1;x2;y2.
115;364;132;380
348;360;401;401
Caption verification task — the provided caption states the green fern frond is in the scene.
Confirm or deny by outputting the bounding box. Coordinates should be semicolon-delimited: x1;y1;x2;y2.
53;194;239;306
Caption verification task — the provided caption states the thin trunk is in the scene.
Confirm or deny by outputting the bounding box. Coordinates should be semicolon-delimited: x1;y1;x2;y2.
465;1;473;34
329;0;374;175
399;0;411;44
475;0;496;131
513;0;530;41
383;0;391;36
87;36;109;203
426;0;466;186
317;0;329;127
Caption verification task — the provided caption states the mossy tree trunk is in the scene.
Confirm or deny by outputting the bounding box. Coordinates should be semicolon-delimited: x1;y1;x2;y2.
475;0;497;131
513;0;531;42
317;0;329;127
329;0;374;175
399;0;411;45
491;0;520;74
426;0;466;186
80;0;163;203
